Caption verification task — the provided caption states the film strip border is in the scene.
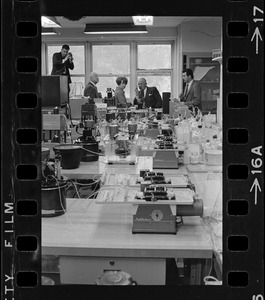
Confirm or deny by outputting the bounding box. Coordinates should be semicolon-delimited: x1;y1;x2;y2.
223;1;264;298
2;0;41;299
1;0;263;299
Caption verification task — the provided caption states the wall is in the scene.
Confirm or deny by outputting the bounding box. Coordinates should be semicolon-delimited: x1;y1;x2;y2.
42;18;222;51
42;27;179;42
42;18;222;97
181;19;222;53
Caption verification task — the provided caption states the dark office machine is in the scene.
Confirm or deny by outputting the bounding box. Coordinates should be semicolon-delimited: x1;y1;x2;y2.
132;174;203;234
162;92;171;115
132;186;178;234
153;135;179;169
132;169;203;234
153;151;178;169
42;75;69;107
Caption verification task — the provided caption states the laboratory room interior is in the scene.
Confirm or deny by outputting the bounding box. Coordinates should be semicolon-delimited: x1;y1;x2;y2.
41;15;223;286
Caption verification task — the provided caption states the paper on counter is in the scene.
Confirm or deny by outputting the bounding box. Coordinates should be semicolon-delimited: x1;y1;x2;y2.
193;66;215;81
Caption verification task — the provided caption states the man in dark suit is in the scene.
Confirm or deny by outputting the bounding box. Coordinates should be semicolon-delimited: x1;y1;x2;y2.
134;78;162;109
179;68;201;110
51;44;74;94
83;72;101;99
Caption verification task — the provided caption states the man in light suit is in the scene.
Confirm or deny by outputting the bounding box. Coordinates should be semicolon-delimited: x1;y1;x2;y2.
84;72;101;99
133;78;162;109
179;68;201;110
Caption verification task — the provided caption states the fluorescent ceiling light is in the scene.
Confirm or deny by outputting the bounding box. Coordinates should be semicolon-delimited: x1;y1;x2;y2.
132;16;153;26
84;23;147;34
41;28;57;35
41;16;61;28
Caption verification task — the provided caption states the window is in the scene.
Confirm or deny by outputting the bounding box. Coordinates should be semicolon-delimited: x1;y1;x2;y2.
138;44;171;69
43;42;176;99
137;44;172;95
137;75;171;96
92;45;130;98
46;45;85;97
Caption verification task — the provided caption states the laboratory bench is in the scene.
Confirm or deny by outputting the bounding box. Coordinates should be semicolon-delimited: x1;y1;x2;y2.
42;155;222;285
42;198;213;285
60;156;192;180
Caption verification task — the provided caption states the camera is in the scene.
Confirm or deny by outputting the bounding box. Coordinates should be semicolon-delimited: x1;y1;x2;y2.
67;52;73;62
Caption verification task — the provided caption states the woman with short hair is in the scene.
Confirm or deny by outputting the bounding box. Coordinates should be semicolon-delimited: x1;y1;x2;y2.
115;76;128;108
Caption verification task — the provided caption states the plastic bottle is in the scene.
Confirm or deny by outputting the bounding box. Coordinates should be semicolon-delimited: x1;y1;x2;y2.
174;123;184;143
184;145;190;164
190;124;205;162
148;107;152;117
66;130;72;143
198;124;206;162
198;124;206;143
182;118;190;143
179;113;183;122
174;123;178;138
204;139;211;150
178;123;185;143
211;135;219;150
190;120;198;137
98;120;107;139
191;126;199;144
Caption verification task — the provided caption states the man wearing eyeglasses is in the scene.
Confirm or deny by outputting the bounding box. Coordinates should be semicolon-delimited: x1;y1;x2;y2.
133;78;162;109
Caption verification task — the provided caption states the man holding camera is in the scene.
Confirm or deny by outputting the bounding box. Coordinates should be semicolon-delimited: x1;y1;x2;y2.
51;44;74;94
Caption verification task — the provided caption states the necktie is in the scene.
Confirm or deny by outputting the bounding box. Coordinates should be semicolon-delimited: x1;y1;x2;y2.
95;85;99;97
184;84;189;98
140;90;145;108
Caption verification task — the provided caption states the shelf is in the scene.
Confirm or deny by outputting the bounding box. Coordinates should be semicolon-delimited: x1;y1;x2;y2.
212;56;222;63
200;81;219;83
184;53;221;110
190;62;218;66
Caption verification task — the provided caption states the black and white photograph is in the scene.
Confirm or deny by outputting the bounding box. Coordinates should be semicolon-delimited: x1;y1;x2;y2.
1;0;263;298
41;15;223;286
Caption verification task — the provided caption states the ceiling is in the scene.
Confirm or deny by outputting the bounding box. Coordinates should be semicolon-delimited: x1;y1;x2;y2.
55;16;220;29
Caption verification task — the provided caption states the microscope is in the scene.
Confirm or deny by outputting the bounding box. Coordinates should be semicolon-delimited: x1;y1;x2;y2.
75;98;99;162
104;88;116;107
